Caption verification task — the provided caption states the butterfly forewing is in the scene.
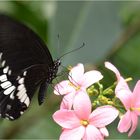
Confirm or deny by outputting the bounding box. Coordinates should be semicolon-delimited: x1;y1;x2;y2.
0;14;53;72
0;14;59;120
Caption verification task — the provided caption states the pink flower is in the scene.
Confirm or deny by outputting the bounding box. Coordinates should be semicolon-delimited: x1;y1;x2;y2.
54;63;103;109
105;61;140;136
53;91;119;140
68;63;103;90
116;80;140;136
105;61;131;98
105;61;121;81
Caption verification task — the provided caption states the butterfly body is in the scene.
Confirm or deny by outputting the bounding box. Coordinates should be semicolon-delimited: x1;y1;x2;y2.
0;14;60;120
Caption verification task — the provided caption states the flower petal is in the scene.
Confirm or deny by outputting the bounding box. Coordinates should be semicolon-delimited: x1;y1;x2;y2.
60;92;75;110
128;112;138;137
54;80;75;95
115;77;132;109
69;63;84;86
89;105;118;127
53;110;80;129
132;80;140;108
60;126;85;140
99;127;109;137
105;61;121;80
118;110;131;133
80;70;103;88
83;125;103;140
73;91;91;120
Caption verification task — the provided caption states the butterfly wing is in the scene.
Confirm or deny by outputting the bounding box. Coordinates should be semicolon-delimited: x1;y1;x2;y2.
0;64;47;120
0;14;53;72
0;14;54;120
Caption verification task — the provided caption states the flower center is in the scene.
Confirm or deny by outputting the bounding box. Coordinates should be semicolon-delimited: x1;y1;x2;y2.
80;120;89;127
130;107;140;111
69;82;80;91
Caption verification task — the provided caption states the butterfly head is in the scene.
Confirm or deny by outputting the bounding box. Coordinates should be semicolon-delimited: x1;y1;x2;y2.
54;59;61;70
46;59;61;83
52;59;61;78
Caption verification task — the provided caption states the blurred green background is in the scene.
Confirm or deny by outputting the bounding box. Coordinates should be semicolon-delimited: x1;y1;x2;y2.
0;1;140;139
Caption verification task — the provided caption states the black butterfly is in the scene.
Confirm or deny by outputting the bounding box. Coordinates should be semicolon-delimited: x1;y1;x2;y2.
0;14;60;120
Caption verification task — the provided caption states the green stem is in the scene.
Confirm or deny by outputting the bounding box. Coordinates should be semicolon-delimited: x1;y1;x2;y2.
97;82;103;94
103;77;132;95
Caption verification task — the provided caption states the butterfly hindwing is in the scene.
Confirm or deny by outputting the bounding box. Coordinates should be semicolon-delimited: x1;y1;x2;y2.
0;62;18;120
0;61;49;120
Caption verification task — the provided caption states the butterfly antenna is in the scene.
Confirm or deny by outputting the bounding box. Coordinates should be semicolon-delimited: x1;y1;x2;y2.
59;42;85;60
57;34;60;58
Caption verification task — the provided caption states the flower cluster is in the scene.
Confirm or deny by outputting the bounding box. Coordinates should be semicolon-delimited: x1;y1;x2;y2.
52;62;140;140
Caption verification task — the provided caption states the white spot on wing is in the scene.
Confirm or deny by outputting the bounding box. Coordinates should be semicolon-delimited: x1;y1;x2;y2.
3;66;9;73
4;86;15;95
16;76;20;80
0;74;7;82
20;111;24;115
18;78;24;84
17;87;26;96
5;113;9;117
2;60;6;67
10;91;15;99
5;117;9;120
0;53;2;60
23;71;27;76
9;116;14;120
20;94;27;102
8;70;12;75
18;89;26;99
16;72;29;106
17;84;24;91
1;81;12;89
24;97;30;107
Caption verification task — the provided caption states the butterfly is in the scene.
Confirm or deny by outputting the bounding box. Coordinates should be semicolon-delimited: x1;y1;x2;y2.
0;14;60;120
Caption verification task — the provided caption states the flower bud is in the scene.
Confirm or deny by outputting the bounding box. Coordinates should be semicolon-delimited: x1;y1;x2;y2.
103;88;114;96
98;95;109;104
87;86;99;96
